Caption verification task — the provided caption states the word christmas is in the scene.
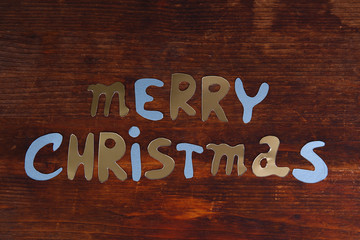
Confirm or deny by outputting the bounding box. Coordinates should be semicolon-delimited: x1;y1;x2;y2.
24;74;328;184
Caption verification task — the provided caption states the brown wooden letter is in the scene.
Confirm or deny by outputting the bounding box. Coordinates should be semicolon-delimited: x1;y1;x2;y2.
98;132;127;183
67;133;94;181
170;73;196;120
206;143;246;176
145;138;175;180
202;76;230;122
88;82;129;117
252;136;290;177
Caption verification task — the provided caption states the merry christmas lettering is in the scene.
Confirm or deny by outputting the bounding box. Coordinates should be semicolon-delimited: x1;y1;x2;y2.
24;73;328;184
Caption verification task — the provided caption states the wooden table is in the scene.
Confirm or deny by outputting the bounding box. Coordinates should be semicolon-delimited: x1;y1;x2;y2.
0;0;359;239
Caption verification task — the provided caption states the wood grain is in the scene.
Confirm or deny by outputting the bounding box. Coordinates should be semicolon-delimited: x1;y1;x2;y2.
0;0;359;239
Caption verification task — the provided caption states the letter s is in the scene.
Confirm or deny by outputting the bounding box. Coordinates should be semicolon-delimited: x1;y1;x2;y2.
292;141;327;183
25;133;63;181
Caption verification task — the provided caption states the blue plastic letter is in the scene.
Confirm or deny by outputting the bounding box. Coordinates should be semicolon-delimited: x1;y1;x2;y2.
25;133;63;181
292;141;327;183
131;143;141;181
129;126;141;181
135;78;164;121
176;143;203;179
235;77;269;124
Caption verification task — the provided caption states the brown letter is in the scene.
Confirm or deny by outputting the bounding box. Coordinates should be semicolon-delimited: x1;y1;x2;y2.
202;76;230;122
206;143;246;176
145;138;174;180
67;133;94;180
98;132;127;183
252;136;289;177
88;82;129;117
170;73;196;120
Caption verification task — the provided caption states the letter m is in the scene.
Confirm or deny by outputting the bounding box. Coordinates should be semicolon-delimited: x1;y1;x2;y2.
88;82;129;117
206;143;246;176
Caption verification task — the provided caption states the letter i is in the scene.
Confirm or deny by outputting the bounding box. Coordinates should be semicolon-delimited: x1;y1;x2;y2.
129;126;141;181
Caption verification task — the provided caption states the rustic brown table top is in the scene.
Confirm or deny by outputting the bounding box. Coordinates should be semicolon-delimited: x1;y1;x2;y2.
0;0;359;239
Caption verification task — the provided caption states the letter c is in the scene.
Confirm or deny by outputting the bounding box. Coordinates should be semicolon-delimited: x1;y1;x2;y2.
25;133;63;181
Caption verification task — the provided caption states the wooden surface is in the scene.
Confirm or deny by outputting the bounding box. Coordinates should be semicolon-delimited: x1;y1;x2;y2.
0;0;359;239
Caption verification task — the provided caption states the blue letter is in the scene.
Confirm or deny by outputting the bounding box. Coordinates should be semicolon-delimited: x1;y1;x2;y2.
176;143;203;179
135;78;164;121
292;141;327;183
130;143;141;181
25;133;63;181
129;126;141;181
235;77;269;123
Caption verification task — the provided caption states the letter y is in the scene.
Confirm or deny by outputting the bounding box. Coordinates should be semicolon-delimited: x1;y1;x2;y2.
235;77;269;123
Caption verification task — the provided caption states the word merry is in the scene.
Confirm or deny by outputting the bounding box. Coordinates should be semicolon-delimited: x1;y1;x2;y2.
25;127;328;184
88;73;269;123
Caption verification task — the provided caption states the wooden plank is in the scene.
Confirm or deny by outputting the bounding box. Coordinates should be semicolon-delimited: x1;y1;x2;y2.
0;0;359;239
